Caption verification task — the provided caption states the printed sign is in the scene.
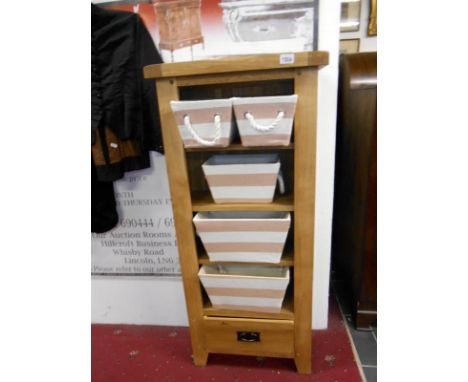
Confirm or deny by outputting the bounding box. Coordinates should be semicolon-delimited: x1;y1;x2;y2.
98;0;319;63
91;152;180;276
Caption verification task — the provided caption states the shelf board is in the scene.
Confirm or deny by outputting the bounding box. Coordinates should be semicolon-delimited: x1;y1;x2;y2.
203;293;294;321
144;51;329;79
185;143;294;153
198;252;293;267
191;192;294;212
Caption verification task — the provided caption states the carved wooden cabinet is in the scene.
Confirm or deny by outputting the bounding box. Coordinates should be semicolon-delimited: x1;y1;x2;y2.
152;0;204;61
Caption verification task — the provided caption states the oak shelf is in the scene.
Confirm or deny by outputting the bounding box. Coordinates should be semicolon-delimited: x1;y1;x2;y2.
146;51;327;374
191;192;294;212
203;291;294;321
185;143;294;153
197;249;294;267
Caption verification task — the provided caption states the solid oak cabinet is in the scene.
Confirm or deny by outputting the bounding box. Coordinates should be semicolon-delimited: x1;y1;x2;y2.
144;51;328;373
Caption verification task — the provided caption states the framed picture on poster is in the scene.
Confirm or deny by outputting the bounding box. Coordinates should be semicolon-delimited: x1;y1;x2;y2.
368;0;377;36
340;0;361;33
339;38;360;54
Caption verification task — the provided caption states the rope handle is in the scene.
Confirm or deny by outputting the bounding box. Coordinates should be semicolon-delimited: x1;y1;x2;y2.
277;169;286;194
183;113;221;146
244;110;285;132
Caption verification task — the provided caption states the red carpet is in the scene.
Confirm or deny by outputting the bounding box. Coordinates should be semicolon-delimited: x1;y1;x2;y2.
92;295;362;381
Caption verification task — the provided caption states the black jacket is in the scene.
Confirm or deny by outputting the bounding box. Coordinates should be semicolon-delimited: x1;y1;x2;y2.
92;3;163;182
91;4;163;233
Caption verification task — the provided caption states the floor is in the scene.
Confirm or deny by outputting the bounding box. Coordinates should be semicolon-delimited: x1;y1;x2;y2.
331;275;377;382
92;293;363;381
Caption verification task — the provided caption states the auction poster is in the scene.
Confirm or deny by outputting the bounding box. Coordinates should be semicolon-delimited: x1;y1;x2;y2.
95;0;319;63
91;0;319;276
91;153;181;276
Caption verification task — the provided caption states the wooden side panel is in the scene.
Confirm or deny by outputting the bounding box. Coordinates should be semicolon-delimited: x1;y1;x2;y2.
332;53;377;329
357;112;377;328
293;68;318;374
203;317;295;358
155;79;208;366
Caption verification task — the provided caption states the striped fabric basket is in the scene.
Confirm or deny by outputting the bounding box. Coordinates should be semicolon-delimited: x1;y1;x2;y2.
170;99;234;148
232;94;298;146
193;211;291;263
202;153;283;204
198;265;290;313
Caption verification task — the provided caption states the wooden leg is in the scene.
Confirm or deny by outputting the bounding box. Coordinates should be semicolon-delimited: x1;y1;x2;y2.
156;79;209;371
356;310;377;330
294;348;312;374
192;350;209;366
190;45;194;61
292;68;317;376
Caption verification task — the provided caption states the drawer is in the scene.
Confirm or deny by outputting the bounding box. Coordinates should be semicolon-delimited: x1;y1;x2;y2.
203;316;295;358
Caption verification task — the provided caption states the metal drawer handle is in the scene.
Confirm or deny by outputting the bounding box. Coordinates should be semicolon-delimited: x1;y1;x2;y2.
237;331;260;342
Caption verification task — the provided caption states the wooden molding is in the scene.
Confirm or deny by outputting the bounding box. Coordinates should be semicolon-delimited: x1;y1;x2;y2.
368;0;377;36
144;51;329;79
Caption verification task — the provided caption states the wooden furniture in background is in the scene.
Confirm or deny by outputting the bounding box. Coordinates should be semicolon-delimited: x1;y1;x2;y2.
368;0;377;36
332;52;377;330
144;51;328;373
339;38;360;54
152;0;204;61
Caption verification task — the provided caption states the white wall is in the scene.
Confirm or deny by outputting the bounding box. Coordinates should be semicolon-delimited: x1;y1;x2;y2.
92;0;341;330
92;276;188;326
340;0;377;52
312;0;340;329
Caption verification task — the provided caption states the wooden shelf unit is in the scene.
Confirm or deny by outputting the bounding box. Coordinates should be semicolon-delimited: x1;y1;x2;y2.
144;51;328;374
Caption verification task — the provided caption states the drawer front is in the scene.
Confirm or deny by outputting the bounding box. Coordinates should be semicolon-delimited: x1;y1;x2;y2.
203;316;295;358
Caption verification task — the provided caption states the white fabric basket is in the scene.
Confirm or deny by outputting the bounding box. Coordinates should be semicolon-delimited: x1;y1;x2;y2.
232;94;298;146
202;153;282;204
193;211;291;263
170;99;234;148
199;265;290;313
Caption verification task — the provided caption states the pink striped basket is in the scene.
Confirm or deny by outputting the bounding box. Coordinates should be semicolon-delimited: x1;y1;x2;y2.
198;265;290;313
202;153;284;204
170;98;234;148
193;211;291;263
232;94;298;146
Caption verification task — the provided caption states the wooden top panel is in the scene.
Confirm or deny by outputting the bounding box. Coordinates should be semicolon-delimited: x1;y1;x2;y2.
144;51;329;79
340;52;377;90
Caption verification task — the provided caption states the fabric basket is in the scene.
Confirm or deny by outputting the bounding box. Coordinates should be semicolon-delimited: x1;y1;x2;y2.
199;265;290;313
232;94;298;146
170;99;234;148
193;211;291;263
202;153;283;204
